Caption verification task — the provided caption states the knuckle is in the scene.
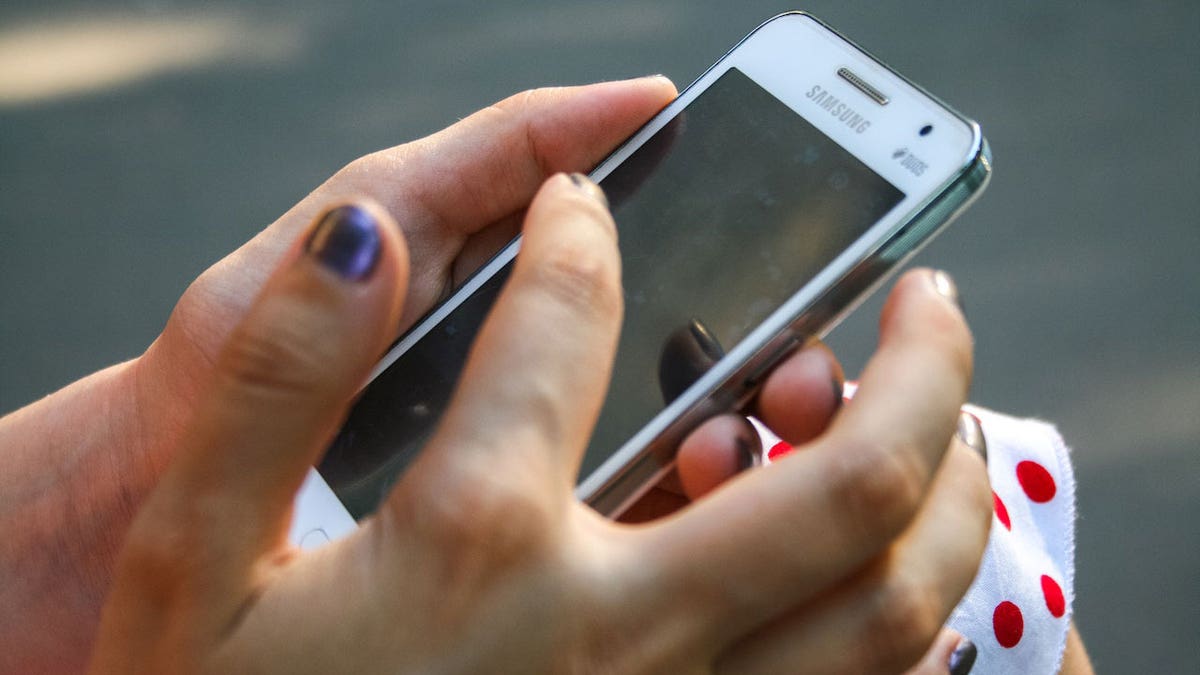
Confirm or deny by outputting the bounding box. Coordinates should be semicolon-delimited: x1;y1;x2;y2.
828;438;926;542
337;153;373;179
218;298;334;397
331;146;416;198
116;506;205;602
529;238;621;320
492;87;565;177
331;154;377;189
862;577;943;671
338;147;403;180
398;454;557;569
497;86;560;115
119;531;182;584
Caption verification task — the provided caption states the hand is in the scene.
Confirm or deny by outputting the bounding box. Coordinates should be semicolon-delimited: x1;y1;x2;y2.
90;168;989;673
139;77;681;412
0;77;678;671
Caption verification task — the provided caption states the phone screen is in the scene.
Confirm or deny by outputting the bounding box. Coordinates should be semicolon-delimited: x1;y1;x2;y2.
318;68;905;518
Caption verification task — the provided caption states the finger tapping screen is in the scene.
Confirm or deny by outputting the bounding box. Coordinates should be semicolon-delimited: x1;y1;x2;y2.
317;68;905;519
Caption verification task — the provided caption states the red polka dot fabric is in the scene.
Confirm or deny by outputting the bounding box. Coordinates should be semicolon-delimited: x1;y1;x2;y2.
1017;460;1058;503
992;490;1012;531
767;439;793;461
992;600;1024;648
754;385;1077;674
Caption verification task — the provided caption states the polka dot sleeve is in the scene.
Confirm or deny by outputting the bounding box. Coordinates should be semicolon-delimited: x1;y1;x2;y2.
946;404;1076;674
756;391;1077;673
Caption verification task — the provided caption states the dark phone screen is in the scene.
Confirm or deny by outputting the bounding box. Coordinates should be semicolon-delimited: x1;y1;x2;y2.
318;68;904;518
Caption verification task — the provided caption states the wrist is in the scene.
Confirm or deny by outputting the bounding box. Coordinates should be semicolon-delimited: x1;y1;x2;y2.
0;355;172;669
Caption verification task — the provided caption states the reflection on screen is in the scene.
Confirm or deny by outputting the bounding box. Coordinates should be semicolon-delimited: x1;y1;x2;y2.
318;68;904;518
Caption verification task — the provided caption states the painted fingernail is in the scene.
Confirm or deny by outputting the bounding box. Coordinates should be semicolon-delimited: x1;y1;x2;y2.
931;269;964;312
568;172;609;209
305;205;382;281
735;433;758;472
956;411;987;465
657;318;725;404
689;318;725;362
948;637;977;675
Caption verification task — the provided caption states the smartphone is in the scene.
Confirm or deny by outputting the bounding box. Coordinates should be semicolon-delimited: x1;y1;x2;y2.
289;11;991;548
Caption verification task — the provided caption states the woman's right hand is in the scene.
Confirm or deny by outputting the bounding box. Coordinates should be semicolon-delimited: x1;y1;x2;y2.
90;163;990;672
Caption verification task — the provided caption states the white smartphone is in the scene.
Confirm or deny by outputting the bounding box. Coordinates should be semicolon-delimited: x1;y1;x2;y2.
289;12;991;548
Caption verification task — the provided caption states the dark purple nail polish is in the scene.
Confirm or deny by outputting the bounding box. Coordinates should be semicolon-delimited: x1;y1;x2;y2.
568;172;609;209
735;434;758;472
688;318;725;363
305;205;381;281
657;318;726;405
949;637;977;675
956;411;988;465
931;269;964;313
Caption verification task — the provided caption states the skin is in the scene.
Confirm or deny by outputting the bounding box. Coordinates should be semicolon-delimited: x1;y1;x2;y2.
906;629;972;675
0;76;1086;673
1061;624;1095;674
86;172;989;673
1;77;690;672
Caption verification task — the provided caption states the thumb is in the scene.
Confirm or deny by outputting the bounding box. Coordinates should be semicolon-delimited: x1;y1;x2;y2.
143;201;407;573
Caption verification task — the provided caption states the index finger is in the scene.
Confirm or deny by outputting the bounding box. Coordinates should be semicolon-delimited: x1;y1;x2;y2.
373;77;678;239
272;78;676;257
398;174;621;512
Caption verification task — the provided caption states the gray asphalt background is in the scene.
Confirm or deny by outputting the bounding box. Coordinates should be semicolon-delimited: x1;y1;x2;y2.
2;1;1197;671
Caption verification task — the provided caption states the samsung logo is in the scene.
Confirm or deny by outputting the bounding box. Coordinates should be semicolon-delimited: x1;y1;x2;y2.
806;85;871;134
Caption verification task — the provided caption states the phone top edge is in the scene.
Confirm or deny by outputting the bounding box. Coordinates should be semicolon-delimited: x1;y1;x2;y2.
779;12;987;154
590;13;986;209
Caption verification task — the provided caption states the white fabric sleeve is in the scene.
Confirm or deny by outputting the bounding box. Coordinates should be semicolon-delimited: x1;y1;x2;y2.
946;404;1076;674
753;390;1077;674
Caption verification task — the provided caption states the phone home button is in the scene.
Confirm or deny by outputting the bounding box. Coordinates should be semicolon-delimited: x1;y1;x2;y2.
298;528;331;550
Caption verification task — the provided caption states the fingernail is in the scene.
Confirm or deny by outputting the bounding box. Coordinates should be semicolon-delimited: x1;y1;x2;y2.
305;205;382;281
948;637;977;675
931;269;964;312
688;318;726;362
657;318;725;404
735;434;758;472
568;172;609;209
956;411;987;464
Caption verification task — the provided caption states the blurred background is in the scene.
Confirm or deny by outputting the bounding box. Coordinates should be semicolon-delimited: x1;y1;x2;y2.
1;0;1196;670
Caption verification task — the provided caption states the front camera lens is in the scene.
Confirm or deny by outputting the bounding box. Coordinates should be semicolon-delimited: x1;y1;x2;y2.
919;124;933;137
